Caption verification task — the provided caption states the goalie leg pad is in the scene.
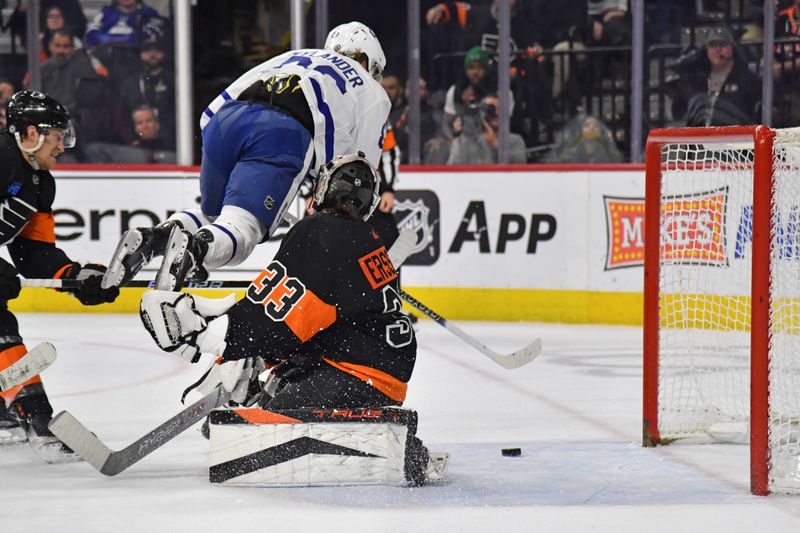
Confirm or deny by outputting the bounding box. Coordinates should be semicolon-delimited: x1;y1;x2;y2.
208;407;442;486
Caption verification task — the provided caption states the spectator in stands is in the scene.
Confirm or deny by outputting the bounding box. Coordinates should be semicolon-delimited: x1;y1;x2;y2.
84;0;160;50
447;94;527;165
392;77;449;164
41;29;108;114
131;104;174;154
42;0;88;39
39;4;85;61
84;104;175;163
543;114;623;163
443;46;511;140
587;0;629;46
425;0;544;53
668;26;761;127
119;27;175;149
423;0;569;96
773;0;800;127
380;74;408;156
0;80;14;130
0;80;14;108
381;74;406;128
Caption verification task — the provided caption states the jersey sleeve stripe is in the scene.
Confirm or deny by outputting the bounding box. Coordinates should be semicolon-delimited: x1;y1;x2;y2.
322;358;408;403
18;212;56;244
179;209;203;229
0;345;41;398
283;289;337;342
211;222;238;262
0;344;28;371
221;90;233;101
308;77;334;162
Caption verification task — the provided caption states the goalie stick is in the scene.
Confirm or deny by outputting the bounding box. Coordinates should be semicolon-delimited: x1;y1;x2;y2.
46;230;418;475
399;290;541;369
0;342;57;392
49;386;230;476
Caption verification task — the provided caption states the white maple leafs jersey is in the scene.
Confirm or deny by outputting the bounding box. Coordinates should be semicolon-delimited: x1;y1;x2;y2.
200;49;391;173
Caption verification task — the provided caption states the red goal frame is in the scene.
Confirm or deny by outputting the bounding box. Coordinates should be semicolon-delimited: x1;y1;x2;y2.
642;125;775;496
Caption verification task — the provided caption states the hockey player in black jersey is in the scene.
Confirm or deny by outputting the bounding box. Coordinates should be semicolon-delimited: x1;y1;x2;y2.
140;153;438;483
140;152;415;409
0;91;119;461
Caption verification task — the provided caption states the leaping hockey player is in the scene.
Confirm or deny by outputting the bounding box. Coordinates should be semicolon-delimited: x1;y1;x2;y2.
102;20;391;292
139;154;440;485
0;91;119;461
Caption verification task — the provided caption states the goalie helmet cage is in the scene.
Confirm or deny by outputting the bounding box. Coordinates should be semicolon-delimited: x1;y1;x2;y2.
642;125;800;496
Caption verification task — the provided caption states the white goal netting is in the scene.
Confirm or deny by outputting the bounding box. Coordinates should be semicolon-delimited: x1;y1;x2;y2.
655;128;800;494
767;129;800;493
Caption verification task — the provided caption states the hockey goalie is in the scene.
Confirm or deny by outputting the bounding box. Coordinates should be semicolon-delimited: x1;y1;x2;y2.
139;154;446;486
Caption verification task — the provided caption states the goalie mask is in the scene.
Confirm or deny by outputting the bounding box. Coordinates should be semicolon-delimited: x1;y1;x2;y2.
324;21;386;81
313;152;380;221
6;90;76;149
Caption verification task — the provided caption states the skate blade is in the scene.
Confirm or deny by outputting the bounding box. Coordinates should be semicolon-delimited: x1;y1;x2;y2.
0;426;27;447
155;226;188;291
29;436;84;464
102;229;145;289
425;452;449;484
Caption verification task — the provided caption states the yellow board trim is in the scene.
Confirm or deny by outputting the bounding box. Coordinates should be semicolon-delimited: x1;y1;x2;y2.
10;288;246;314
400;287;644;325
12;286;647;325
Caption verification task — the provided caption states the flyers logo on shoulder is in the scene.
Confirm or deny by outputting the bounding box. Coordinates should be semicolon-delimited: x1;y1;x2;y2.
393;191;440;265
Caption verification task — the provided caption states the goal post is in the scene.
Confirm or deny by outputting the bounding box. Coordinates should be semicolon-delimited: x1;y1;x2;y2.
643;125;800;496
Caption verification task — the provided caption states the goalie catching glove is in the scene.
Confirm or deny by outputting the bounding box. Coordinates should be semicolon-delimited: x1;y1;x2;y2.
139;290;236;363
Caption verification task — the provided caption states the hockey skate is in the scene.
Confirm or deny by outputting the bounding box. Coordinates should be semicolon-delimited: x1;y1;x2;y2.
9;387;81;463
0;407;25;446
425;452;449;484
102;222;177;289
155;227;211;291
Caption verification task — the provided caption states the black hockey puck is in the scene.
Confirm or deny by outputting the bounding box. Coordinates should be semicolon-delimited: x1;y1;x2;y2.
501;447;521;457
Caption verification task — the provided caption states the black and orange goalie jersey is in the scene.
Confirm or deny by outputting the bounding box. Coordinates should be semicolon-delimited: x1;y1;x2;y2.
223;212;417;403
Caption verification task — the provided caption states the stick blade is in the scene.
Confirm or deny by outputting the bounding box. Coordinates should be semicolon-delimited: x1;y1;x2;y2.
0;342;57;391
387;230;418;268
495;338;542;369
49;411;113;474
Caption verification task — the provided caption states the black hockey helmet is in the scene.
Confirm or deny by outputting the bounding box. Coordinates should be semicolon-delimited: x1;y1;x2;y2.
6;90;75;147
313;152;380;221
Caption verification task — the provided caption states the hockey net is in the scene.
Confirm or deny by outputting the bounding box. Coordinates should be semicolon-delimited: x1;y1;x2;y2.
643;126;800;495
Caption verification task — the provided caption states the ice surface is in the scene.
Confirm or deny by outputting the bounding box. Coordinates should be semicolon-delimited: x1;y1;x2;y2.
2;315;800;532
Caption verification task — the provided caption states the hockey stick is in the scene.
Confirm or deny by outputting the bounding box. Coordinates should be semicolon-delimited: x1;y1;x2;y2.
22;278;253;289
24;231;419;291
46;230;418;475
0;342;57;391
49;385;231;476
399;290;541;369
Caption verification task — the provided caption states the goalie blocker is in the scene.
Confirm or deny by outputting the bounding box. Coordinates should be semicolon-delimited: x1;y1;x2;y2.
208;406;447;486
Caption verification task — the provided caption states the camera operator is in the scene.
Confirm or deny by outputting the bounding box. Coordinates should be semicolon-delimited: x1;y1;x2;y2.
667;25;760;127
447;94;527;165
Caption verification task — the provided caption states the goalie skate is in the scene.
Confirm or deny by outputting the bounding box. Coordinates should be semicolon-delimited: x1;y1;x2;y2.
425;452;449;484
0;410;25;446
102;224;175;289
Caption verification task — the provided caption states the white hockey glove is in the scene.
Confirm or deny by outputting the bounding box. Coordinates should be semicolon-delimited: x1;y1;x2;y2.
139;290;237;363
188;356;266;406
